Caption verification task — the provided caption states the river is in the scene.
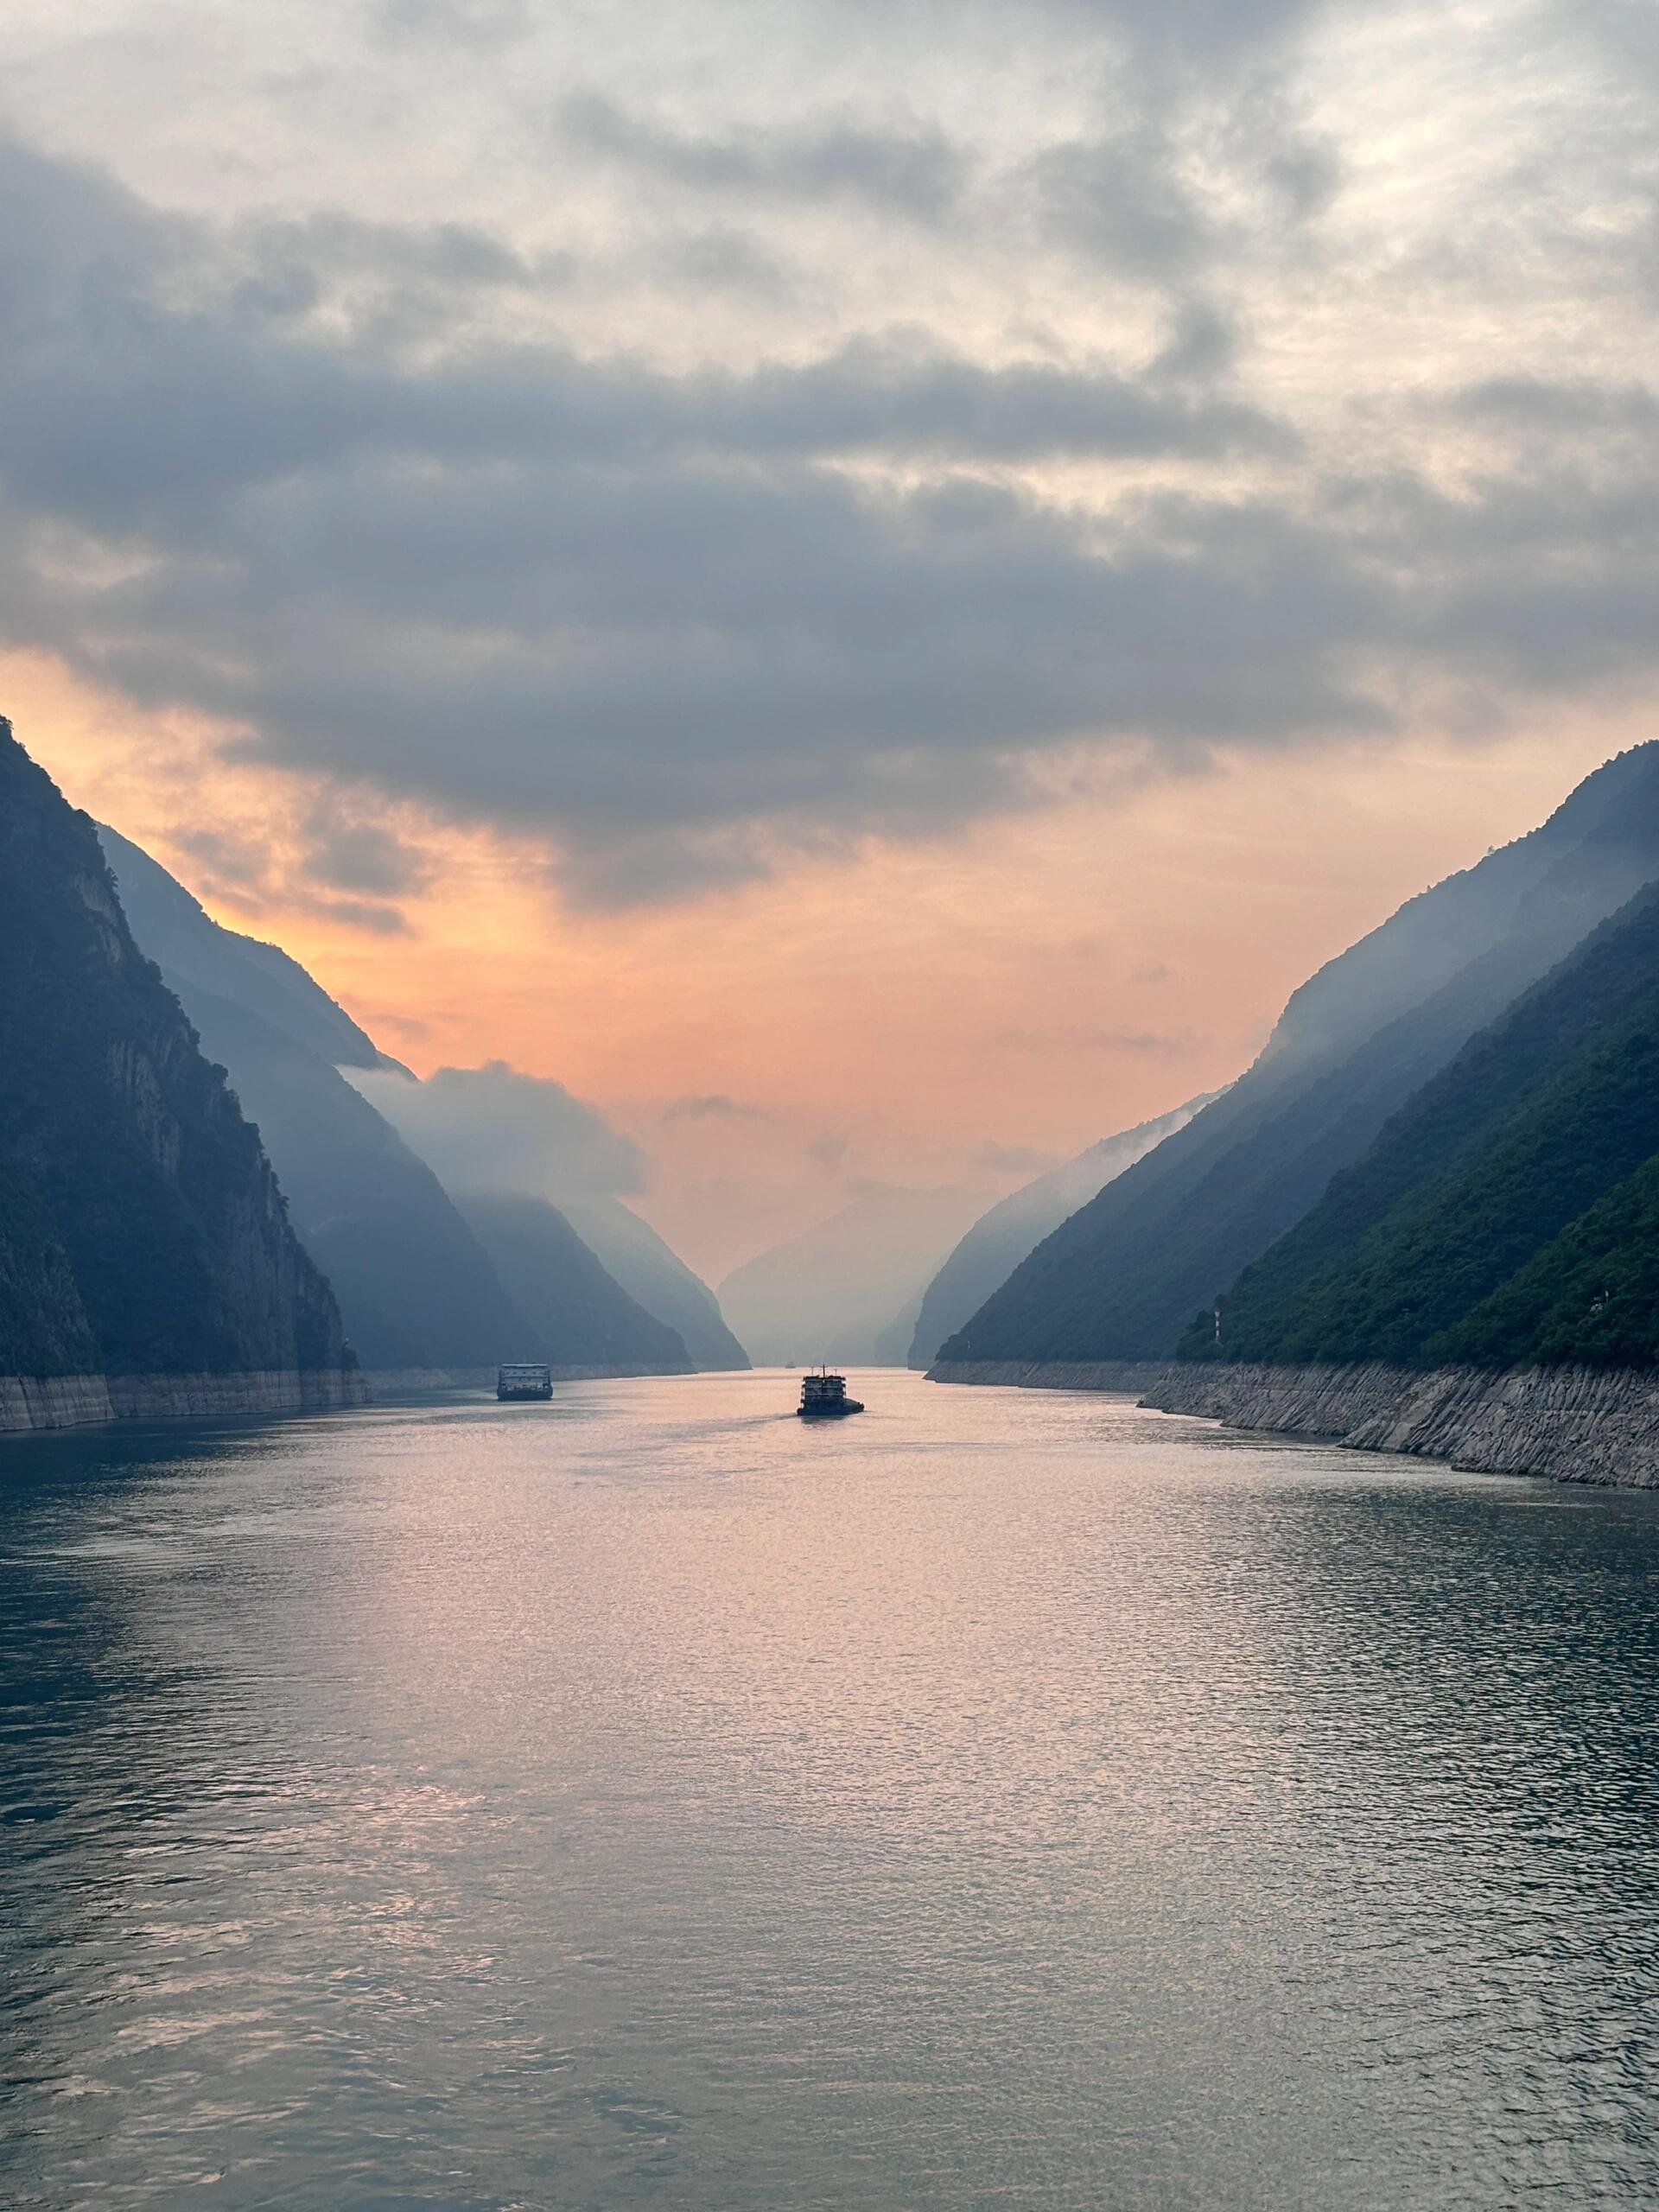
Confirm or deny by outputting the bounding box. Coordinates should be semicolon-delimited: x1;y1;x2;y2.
3;1370;1656;2209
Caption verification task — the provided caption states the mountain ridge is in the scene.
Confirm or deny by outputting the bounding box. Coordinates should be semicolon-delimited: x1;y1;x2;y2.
935;743;1659;1370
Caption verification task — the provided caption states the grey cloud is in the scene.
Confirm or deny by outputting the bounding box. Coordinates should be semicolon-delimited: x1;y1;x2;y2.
227;208;576;326
662;1094;773;1124
0;130;1289;549
373;0;537;46
1091;1026;1205;1055
314;896;413;935
350;1061;651;1199
1153;296;1241;384
560;92;972;226
1448;377;1659;437
170;827;284;909
301;805;432;897
5;124;1659;905
366;1008;430;1039
653;228;798;302
995;1023;1213;1055
1027;85;1340;284
1563;0;1659;81
169;823;414;934
1028;127;1218;278
823;0;1333;73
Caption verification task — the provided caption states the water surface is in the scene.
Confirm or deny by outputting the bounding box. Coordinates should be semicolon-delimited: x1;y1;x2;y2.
3;1371;1656;2209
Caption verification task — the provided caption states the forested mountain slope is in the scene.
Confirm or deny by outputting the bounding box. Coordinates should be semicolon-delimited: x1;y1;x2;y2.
936;744;1659;1367
1179;884;1659;1370
102;829;702;1375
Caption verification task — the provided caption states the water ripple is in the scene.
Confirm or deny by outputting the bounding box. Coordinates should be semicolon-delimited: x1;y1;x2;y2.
2;1373;1656;2209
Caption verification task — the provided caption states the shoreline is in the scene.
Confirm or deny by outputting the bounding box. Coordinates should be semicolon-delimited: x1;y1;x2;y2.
931;1357;1659;1491
0;1368;370;1436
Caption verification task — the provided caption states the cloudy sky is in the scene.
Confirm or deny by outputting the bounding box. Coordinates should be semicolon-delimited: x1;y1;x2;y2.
5;0;1658;1271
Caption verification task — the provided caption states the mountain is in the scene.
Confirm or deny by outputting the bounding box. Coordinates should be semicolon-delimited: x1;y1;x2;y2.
560;1195;749;1369
99;830;535;1372
1178;881;1659;1370
455;1194;691;1371
935;743;1659;1370
99;829;696;1376
906;1093;1219;1368
721;1187;989;1367
158;984;531;1371
0;720;357;1415
97;827;389;1070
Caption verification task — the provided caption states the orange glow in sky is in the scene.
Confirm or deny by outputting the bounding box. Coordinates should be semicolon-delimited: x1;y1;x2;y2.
10;646;1630;1277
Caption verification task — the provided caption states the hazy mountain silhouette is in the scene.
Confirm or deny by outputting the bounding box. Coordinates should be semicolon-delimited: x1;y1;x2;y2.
907;1092;1220;1367
455;1193;691;1372
561;1196;748;1370
98;827;391;1071
347;1062;746;1369
99;827;700;1375
938;743;1659;1367
722;1187;988;1367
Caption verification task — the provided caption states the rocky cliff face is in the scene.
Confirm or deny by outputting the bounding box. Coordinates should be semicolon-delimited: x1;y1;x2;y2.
0;721;362;1429
1144;1361;1659;1490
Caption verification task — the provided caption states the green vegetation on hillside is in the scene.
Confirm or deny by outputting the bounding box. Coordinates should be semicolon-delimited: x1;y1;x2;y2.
937;742;1659;1367
1181;885;1659;1370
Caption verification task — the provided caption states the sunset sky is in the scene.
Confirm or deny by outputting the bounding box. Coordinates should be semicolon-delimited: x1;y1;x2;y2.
4;0;1657;1275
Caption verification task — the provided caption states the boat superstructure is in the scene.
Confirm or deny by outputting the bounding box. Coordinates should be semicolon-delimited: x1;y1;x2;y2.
798;1369;865;1418
497;1362;553;1401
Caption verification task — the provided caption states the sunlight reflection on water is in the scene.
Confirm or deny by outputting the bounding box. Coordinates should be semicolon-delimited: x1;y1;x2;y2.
3;1371;1656;2209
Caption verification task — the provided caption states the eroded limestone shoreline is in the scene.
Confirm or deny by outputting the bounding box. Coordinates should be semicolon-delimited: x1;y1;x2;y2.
0;1369;370;1435
931;1357;1659;1490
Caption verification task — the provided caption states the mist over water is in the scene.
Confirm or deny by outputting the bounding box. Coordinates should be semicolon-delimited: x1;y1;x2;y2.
3;1374;1656;2210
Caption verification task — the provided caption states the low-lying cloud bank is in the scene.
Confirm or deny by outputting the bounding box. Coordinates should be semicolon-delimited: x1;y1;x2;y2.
350;1061;648;1201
